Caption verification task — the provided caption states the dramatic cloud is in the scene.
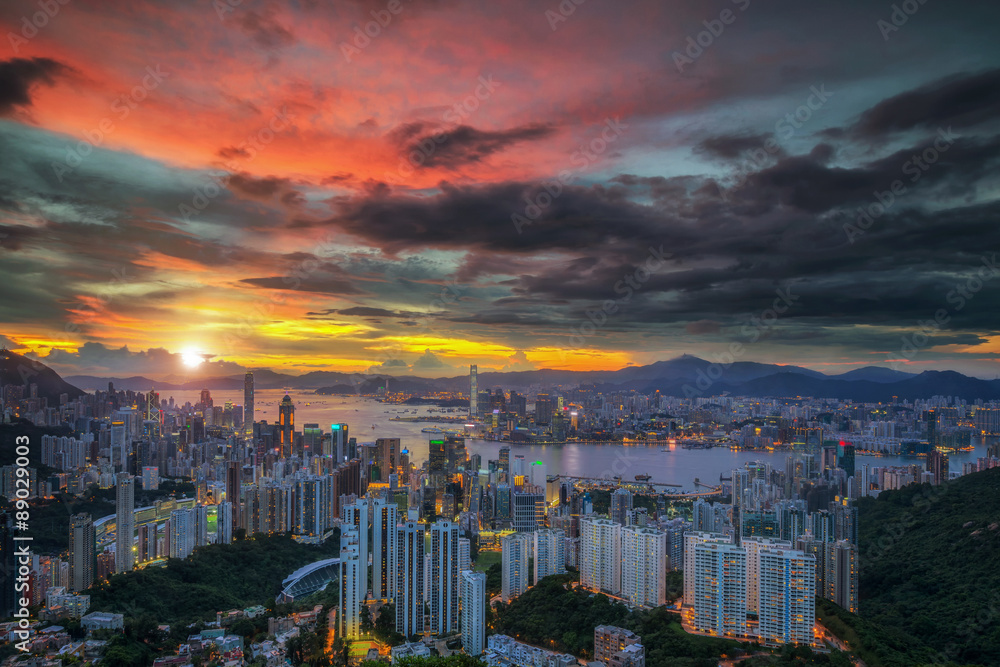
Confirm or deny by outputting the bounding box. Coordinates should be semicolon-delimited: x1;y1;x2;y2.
0;57;70;115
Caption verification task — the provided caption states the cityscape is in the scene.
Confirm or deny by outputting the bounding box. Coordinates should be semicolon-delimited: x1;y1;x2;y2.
2;0;1000;666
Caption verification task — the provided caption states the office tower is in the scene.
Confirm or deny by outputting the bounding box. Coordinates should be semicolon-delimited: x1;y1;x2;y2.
825;540;858;613
533;529;567;583
469;365;478;419
927;450;949;485
115;473;135;573
396;521;425;637
501;532;531;602
621;526;667;608
244;370;254;437
534;393;553;425
461;571;487;656
512;491;544;532
343;500;371;596
692;542;747;638
137;523;155;562
278;394;294;458
377;438;400;481
430;520;460;635
69;513;95;592
328;423;349;462
742;537;793;615
303;423;322;455
580;516;622;595
340;527;363;639
610;488;633;525
926;409;937;447
458;537;471;574
529;461;547;489
428;439;447;474
838;442;856;478
594;626;643;666
758;549;816;645
683;532;732;606
226;461;242;529
218;502;233;544
372;499;398;601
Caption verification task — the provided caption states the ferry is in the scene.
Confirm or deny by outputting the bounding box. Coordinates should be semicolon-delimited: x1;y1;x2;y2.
422;427;444;434
635;474;652;481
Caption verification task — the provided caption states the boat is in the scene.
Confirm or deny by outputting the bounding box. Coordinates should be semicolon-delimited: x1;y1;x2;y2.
422;427;444;434
635;474;652;481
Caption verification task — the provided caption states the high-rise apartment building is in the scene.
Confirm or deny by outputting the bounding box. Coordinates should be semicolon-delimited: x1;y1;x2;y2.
69;513;94;592
580;516;621;595
757;549;816;645
372;498;398;601
115;473;134;573
343;499;371;597
692;542;747;638
430;521;460;635
461;571;487;656
501;532;530;602
621;526;666;608
683;531;731;606
458;537;471;575
396;520;425;637
533;529;567;583
742;537;793;614
340;527;363;639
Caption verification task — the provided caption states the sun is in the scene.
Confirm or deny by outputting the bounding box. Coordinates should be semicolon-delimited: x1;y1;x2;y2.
181;349;205;368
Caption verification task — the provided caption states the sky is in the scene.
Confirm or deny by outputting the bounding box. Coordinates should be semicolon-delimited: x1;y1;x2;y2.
1;0;1000;380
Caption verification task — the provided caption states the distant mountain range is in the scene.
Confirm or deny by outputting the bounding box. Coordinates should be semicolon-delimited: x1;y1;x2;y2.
56;354;1000;402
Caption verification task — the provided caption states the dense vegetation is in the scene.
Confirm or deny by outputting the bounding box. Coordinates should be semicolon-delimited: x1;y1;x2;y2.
857;467;1000;666
87;532;340;624
493;574;741;667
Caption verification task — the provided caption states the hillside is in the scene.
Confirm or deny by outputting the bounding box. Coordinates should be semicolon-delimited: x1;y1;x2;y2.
86;532;340;624
858;467;1000;666
0;349;85;402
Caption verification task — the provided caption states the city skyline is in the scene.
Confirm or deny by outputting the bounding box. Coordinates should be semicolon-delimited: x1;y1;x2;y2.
1;1;1000;380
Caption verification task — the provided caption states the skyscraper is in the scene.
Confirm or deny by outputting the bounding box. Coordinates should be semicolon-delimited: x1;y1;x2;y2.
512;490;544;532
580;516;622;595
343;500;371;597
501;532;530;602
758;549;816;645
621;526;667;608
396;520;425;638
692;542;747;638
533;529;567;583
430;520;460;635
824;540;858;613
244;370;254;437
610;488;633;525
226;461;242;530
329;423;349;462
742;537;793;615
376;438;400;480
469;365;478;419
115;473;135;573
683;532;732;606
927;450;949;485
371;498;398;601
458;536;471;575
278;394;294;458
340;527;363;639
69;513;95;592
461;571;487;656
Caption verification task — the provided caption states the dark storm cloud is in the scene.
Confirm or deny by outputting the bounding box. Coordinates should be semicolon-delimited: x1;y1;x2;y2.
239;276;367;296
0;58;70;116
391;122;555;168
694;133;780;160
850;68;1000;139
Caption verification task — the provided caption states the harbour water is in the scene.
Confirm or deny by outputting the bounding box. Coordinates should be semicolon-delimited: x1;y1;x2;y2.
151;390;990;491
